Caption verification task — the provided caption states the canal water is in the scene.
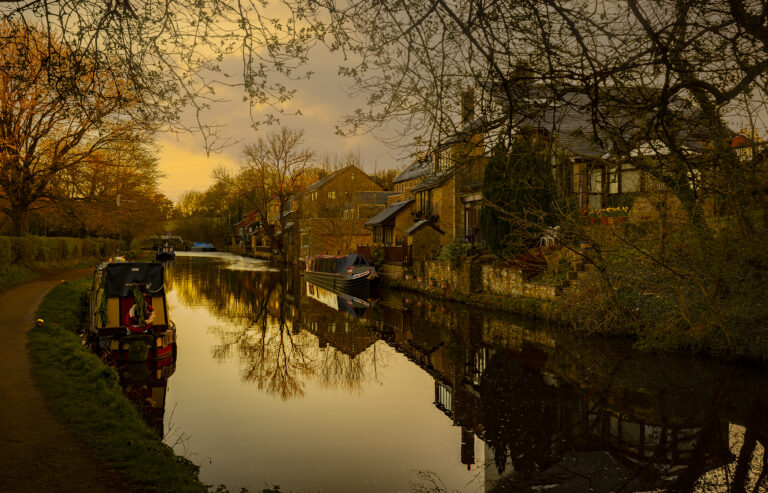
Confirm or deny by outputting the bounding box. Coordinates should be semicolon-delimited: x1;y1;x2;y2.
145;252;768;492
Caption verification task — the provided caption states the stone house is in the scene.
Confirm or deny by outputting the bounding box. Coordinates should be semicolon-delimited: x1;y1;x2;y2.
393;158;431;196
297;165;384;259
360;89;490;261
492;83;764;213
364;198;414;246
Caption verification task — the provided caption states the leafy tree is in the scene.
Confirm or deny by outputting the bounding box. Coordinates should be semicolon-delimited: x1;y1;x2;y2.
481;138;555;257
39;133;172;239
0;21;142;235
480;145;513;255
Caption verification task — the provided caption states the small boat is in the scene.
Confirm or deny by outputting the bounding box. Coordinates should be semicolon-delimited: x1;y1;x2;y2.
87;261;176;363
155;243;175;260
304;254;378;297
191;242;215;252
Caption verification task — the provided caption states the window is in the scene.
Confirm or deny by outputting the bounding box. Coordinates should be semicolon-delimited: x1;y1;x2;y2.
464;204;481;242
417;190;433;216
383;225;393;245
608;167;619;194
351;173;355;181
328;191;336;200
372;225;393;245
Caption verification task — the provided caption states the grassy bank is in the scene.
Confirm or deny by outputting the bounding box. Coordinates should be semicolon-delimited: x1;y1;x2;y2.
29;277;206;493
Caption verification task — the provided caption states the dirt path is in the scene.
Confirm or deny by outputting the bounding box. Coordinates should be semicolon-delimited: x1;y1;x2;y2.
0;269;133;492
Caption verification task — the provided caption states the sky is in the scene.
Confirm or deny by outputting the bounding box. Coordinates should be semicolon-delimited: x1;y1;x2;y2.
157;46;406;202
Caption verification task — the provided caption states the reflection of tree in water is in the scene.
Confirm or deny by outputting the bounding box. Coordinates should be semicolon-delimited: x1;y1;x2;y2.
480;351;558;478
315;341;382;395
170;257;382;399
210;285;382;399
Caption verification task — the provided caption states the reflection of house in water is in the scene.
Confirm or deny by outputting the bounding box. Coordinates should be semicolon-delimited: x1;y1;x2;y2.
370;294;732;492
118;360;175;437
299;281;378;358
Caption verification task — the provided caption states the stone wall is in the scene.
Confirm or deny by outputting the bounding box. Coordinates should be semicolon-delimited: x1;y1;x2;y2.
402;259;562;300
421;260;477;296
480;264;561;300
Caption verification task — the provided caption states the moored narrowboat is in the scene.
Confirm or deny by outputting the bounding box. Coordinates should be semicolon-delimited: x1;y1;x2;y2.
191;242;215;252
155;243;175;260
304;254;378;297
88;261;176;363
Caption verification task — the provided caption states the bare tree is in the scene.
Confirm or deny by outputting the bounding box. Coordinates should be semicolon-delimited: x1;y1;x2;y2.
0;1;319;151
239;126;316;263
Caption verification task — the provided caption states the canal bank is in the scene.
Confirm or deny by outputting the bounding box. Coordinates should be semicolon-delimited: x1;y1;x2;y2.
375;253;589;321
0;269;139;492
0;271;206;493
375;253;768;364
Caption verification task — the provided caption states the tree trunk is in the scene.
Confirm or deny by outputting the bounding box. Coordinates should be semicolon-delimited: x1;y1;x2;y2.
7;206;29;236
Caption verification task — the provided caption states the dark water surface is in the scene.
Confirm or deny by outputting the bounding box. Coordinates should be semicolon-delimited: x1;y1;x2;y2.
150;252;768;492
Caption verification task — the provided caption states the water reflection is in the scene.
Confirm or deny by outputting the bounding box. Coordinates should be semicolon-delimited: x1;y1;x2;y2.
165;255;768;492
118;360;175;437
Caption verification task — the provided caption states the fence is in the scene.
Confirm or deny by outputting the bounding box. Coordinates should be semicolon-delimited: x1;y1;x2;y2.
357;244;413;266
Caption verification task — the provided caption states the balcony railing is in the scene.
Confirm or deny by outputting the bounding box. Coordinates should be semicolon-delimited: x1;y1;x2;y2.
357;244;413;266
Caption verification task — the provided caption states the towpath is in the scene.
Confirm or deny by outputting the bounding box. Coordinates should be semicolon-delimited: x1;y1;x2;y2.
0;269;133;492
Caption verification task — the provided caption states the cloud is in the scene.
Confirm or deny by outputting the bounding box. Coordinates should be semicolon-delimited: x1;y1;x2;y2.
156;43;410;202
157;133;240;202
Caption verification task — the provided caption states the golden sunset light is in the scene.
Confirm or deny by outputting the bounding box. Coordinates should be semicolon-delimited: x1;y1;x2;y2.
2;2;768;493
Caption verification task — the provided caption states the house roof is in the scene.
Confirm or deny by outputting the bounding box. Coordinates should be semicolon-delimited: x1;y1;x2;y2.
233;210;259;228
498;86;715;160
405;219;443;235
304;165;360;193
364;199;414;226
393;159;432;184
412;172;452;192
434;115;505;151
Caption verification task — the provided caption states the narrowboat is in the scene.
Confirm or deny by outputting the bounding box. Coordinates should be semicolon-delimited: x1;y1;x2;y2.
155;242;175;260
88;261;176;363
191;242;215;252
304;254;378;296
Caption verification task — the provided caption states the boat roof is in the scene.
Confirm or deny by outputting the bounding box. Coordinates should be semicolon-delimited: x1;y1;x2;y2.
103;262;164;297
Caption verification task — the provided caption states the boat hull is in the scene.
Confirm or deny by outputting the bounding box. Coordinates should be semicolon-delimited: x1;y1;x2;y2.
94;328;177;364
304;270;377;297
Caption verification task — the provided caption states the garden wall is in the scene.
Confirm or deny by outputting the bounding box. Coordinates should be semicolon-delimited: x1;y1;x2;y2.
403;259;562;301
480;264;561;300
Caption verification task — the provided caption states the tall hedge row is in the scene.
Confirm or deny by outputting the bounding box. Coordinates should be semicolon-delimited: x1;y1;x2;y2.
0;236;122;269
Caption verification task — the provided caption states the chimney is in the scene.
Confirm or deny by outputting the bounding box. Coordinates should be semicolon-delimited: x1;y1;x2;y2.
460;86;474;129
